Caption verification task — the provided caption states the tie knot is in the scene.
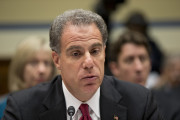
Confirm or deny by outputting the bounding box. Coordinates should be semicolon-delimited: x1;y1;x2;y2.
79;104;92;120
79;104;89;116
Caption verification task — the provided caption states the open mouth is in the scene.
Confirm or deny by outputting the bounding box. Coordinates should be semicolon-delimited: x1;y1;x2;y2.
82;75;97;80
81;75;98;85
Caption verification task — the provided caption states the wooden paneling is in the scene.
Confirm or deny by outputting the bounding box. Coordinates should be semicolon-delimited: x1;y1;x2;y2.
0;59;10;96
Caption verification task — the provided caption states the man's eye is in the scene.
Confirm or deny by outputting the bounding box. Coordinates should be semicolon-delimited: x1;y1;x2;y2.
125;58;133;64
140;56;148;62
72;52;80;56
91;49;100;55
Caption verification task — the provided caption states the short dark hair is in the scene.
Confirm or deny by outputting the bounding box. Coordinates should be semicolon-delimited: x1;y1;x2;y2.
109;30;151;62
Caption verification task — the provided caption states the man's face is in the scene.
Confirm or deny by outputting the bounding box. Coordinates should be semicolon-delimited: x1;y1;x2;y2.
52;23;105;101
112;43;151;86
23;49;53;88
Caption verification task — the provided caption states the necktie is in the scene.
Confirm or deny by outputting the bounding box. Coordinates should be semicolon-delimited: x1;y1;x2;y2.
79;104;92;120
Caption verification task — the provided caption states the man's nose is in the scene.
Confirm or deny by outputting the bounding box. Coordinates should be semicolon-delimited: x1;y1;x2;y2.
82;53;94;70
134;59;143;71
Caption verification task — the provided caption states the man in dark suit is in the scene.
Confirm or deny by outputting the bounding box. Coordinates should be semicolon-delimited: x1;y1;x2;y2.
2;9;163;120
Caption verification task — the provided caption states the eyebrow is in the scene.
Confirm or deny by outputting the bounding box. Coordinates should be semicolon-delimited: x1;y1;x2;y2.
66;42;103;53
66;45;82;53
91;42;103;48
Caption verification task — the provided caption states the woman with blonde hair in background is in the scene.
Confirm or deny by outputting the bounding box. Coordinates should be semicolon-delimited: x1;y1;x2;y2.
0;36;57;119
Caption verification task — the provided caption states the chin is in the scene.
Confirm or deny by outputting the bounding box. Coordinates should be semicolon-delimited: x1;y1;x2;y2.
84;84;98;93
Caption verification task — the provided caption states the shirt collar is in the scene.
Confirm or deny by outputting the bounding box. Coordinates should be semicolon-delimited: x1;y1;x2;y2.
86;87;100;118
62;81;100;118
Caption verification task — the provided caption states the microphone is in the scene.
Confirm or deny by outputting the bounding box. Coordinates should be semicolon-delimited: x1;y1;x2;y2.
68;106;75;120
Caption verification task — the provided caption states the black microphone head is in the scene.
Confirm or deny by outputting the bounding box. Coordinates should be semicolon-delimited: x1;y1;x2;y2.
68;106;75;116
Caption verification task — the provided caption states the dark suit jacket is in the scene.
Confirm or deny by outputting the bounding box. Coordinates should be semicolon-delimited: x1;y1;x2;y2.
2;75;163;120
152;86;180;120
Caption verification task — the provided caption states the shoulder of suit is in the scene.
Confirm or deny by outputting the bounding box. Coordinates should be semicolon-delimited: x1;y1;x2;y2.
103;75;150;96
9;75;61;103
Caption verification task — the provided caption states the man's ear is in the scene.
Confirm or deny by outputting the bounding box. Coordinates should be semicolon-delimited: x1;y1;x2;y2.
52;51;61;70
108;62;119;77
103;45;106;54
103;45;106;61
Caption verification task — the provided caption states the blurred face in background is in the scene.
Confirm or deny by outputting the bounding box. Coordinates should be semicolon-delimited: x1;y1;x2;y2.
23;49;53;88
169;58;180;86
163;57;180;87
110;43;151;86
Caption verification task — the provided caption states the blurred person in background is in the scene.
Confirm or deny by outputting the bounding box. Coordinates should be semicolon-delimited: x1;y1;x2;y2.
109;30;151;86
94;0;126;75
152;54;180;120
0;36;57;119
125;11;164;73
124;11;164;88
94;0;126;33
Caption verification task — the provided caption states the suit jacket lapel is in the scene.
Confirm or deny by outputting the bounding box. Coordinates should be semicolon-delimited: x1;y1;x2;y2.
38;75;127;120
100;76;127;120
39;76;67;120
39;103;66;120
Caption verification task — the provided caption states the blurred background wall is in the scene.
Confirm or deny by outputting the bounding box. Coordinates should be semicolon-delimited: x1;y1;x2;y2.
110;0;180;55
0;0;180;95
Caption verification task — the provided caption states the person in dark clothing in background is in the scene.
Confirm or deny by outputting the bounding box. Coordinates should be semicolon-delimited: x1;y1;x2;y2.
94;0;126;75
125;11;164;74
152;54;180;120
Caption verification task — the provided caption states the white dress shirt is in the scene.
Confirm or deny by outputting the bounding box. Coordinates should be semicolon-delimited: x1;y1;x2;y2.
62;81;100;120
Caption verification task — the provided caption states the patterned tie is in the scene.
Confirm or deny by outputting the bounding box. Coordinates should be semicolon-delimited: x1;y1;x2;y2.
79;104;92;120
